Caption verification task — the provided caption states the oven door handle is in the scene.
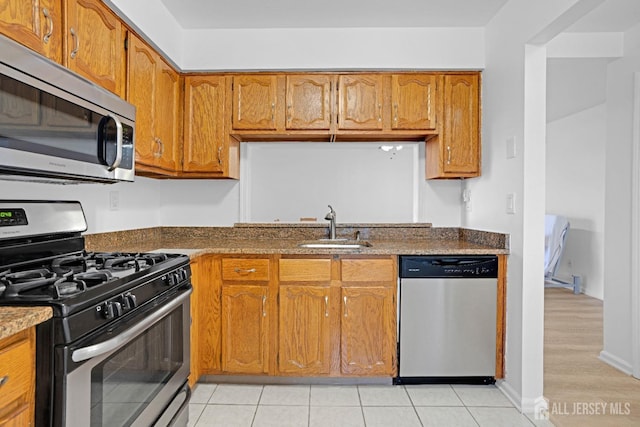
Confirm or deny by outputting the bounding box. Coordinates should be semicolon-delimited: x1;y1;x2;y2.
71;288;191;363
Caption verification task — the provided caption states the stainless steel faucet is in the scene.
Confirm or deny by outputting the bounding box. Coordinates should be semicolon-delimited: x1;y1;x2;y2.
324;205;337;240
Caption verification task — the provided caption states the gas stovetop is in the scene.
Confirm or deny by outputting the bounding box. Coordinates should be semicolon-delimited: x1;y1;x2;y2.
1;250;180;301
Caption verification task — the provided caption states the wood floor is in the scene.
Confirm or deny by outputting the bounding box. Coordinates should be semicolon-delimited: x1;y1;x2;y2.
544;288;640;426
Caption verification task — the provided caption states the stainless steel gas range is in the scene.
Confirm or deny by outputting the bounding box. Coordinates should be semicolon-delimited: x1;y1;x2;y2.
0;200;192;426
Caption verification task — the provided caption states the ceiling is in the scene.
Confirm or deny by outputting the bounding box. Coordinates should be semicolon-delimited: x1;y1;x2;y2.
159;0;640;32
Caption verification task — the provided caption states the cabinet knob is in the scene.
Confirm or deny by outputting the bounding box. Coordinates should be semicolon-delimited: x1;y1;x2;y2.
447;146;452;165
0;375;8;387
234;268;256;274
217;146;223;165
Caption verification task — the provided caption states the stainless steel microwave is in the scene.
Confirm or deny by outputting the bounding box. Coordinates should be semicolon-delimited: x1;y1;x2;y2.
0;34;135;184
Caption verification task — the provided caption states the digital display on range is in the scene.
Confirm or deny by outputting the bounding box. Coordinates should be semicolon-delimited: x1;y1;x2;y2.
0;209;27;226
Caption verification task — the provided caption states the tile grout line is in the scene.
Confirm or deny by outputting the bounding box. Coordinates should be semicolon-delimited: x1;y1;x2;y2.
249;385;264;427
357;385;367;427
307;385;312;427
404;385;426;427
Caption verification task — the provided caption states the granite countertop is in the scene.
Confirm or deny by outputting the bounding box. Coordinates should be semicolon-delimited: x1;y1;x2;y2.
0;306;52;340
86;224;509;257
150;237;508;259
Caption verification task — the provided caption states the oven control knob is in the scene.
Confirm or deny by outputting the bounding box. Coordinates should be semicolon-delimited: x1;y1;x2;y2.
102;302;115;319
113;301;123;317
102;301;122;319
123;293;137;310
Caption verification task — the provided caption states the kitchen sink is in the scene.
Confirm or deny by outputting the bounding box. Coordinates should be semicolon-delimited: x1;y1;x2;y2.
298;239;372;249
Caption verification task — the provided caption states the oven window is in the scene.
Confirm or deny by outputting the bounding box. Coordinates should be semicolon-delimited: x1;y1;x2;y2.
89;307;184;426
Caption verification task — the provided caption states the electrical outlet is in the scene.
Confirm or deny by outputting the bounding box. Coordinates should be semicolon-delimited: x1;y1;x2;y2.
109;191;119;211
462;189;472;212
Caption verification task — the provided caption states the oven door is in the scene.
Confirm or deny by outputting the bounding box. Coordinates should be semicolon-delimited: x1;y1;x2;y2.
64;287;191;427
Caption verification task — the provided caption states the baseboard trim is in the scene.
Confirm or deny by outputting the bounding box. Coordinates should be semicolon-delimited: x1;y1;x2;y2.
599;350;633;375
496;380;522;411
496;379;548;414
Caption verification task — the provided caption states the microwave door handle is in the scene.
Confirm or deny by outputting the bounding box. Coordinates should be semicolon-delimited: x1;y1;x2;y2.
71;288;191;363
106;113;123;171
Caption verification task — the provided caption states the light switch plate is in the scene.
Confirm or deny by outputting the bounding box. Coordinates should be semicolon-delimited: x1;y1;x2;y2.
109;191;119;211
506;136;516;159
506;193;516;214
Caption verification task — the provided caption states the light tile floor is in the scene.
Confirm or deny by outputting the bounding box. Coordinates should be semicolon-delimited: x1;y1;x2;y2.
188;383;555;427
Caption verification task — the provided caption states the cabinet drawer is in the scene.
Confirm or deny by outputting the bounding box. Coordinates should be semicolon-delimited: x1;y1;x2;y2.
341;259;395;283
0;330;33;409
222;258;270;281
279;259;331;282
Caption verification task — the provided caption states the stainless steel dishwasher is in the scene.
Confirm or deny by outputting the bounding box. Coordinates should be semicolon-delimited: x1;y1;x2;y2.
395;255;498;385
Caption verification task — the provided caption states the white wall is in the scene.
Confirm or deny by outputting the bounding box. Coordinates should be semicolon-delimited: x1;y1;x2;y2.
466;0;591;412
546;104;606;299
0;178;163;233
181;27;485;71
600;22;640;374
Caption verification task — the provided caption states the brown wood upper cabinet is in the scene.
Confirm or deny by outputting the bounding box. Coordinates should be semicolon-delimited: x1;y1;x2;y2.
0;0;62;63
391;74;439;131
229;72;451;144
64;0;124;97
127;32;180;175
232;75;278;130
286;75;333;130
183;75;226;174
337;74;384;131
426;73;480;179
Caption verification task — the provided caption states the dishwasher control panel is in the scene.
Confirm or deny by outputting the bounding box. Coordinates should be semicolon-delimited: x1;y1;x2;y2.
399;255;498;278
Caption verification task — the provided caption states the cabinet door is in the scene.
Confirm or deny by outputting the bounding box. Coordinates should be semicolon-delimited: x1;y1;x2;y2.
392;74;437;130
127;34;157;168
341;287;396;376
232;75;278;130
183;75;226;173
153;59;180;171
0;0;62;63
0;328;35;426
189;256;222;384
337;74;383;130
285;75;332;130
221;285;269;374
278;286;331;375
441;74;480;175
64;0;123;96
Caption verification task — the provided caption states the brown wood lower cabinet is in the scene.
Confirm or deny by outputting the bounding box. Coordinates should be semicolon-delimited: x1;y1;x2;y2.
221;285;270;374
278;285;332;375
190;254;398;380
0;328;35;426
340;286;396;376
